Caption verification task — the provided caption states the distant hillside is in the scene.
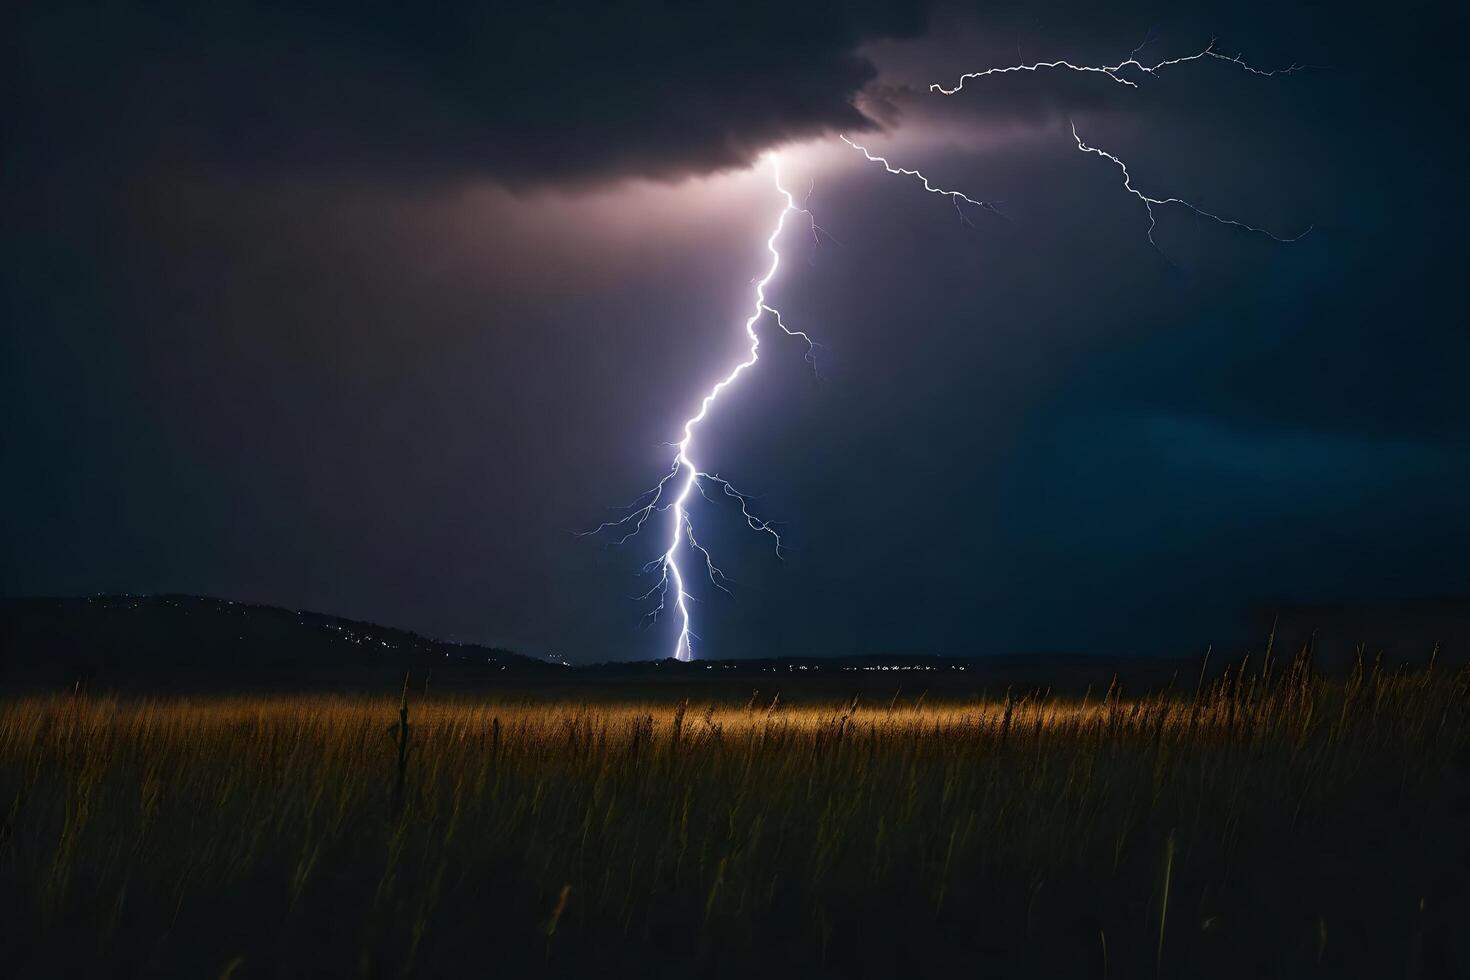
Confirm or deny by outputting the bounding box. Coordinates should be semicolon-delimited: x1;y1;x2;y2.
0;595;1211;697
4;593;1460;697
0;595;552;692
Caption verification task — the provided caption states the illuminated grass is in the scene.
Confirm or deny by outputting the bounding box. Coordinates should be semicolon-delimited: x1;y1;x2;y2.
1;653;1465;977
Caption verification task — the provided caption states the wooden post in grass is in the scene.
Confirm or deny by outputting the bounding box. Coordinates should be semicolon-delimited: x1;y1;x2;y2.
392;671;411;818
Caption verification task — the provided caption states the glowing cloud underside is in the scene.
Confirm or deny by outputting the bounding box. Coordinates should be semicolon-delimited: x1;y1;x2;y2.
588;40;1310;660
582;155;814;661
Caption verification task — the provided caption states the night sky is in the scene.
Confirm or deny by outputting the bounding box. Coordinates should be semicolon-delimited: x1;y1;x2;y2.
4;1;1466;661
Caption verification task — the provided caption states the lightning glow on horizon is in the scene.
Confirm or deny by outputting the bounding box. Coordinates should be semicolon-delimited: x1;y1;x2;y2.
582;153;814;661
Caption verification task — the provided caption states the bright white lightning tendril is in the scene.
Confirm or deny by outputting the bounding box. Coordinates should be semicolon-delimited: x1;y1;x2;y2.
1068;120;1311;246
894;40;1313;247
838;135;1002;223
930;38;1313;95
583;154;814;661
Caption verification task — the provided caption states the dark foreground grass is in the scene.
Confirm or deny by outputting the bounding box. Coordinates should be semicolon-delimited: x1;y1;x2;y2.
3;655;1468;978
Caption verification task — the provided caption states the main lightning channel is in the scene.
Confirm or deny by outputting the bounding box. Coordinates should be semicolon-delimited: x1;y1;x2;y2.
583;154;814;661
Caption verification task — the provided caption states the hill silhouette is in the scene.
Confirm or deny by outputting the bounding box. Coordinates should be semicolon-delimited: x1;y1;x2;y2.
1;594;549;692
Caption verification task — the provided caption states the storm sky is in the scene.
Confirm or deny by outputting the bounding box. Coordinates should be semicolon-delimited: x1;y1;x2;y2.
4;0;1466;660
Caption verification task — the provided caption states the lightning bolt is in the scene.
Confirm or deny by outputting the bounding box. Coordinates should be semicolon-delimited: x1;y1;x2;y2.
930;38;1314;95
583;154;814;661
590;38;1312;661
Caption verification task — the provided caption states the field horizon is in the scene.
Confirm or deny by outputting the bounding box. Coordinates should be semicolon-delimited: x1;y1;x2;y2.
4;648;1467;977
6;592;1466;699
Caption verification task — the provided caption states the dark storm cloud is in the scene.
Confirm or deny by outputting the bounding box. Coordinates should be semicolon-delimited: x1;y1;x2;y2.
5;1;928;189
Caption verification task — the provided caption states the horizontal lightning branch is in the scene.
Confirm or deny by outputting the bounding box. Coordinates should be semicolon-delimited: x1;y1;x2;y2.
916;38;1313;249
930;38;1314;95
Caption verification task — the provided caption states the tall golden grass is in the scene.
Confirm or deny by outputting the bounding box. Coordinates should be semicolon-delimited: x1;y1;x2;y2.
2;652;1466;977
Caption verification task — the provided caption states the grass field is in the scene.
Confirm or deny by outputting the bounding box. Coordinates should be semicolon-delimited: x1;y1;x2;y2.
3;653;1468;978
